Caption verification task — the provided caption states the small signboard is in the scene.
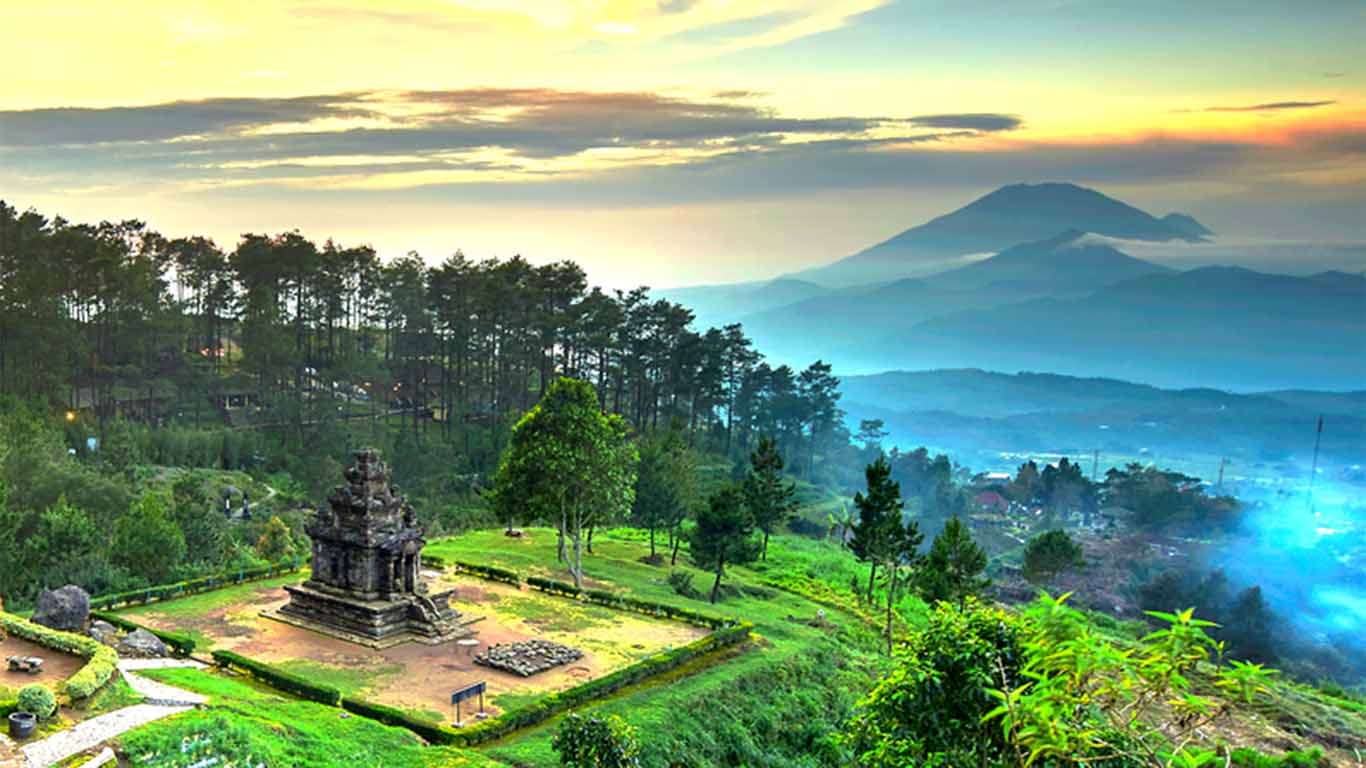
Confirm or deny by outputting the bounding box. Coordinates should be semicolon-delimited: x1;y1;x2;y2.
451;681;487;727
451;681;486;705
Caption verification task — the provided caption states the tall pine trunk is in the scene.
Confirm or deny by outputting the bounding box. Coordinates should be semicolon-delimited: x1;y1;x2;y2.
571;509;585;590
884;566;897;655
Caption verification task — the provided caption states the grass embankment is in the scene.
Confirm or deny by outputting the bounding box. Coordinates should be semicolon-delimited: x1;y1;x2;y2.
128;668;500;768
117;526;926;767
425;527;914;766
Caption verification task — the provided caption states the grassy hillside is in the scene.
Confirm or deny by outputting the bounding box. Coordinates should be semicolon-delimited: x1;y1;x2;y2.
108;528;1363;766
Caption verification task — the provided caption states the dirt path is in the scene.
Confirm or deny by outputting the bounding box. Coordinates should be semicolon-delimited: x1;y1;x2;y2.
16;659;204;768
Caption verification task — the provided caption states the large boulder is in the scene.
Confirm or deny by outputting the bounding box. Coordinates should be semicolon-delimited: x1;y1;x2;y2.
88;620;120;647
31;585;90;632
117;629;167;658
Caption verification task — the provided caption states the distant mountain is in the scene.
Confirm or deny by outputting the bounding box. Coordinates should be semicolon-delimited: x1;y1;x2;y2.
1160;213;1214;240
658;278;830;329
839;369;1366;475
794;182;1210;286
739;266;1364;391
921;231;1173;292
896;267;1366;391
741;233;1173;365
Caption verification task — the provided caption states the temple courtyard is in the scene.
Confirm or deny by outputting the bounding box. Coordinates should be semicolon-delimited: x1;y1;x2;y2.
114;568;707;721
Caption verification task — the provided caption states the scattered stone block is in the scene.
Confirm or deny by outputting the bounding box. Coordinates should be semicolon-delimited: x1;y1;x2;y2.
117;629;168;658
88;621;119;647
475;639;583;677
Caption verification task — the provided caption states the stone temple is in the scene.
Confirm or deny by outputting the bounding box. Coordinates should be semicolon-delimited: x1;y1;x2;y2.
272;449;470;648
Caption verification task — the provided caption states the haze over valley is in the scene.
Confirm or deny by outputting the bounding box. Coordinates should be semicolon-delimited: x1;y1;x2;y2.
3;3;1364;766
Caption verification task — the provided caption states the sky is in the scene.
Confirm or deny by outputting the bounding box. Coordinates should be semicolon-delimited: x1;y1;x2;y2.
2;0;1364;288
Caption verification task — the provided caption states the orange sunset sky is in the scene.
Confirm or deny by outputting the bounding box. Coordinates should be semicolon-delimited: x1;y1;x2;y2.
2;0;1363;286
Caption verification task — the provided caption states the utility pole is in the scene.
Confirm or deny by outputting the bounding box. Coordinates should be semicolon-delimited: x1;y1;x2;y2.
1307;415;1324;517
1091;448;1099;482
1216;457;1225;494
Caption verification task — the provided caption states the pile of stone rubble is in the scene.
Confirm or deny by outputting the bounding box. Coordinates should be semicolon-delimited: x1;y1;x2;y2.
474;639;583;677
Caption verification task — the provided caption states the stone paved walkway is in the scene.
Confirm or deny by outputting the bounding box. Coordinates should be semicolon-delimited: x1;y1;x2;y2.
17;658;204;768
1;733;20;768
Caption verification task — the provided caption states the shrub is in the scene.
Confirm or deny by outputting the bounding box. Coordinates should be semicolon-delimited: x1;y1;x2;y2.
1230;748;1331;768
668;570;699;599
980;593;1280;768
553;713;642;767
0;611;117;699
18;684;56;719
1022;529;1084;583
87;562;300;610
211;650;341;706
449;559;521;586
527;574;733;629
843;598;1024;767
526;575;582;598
340;696;453;744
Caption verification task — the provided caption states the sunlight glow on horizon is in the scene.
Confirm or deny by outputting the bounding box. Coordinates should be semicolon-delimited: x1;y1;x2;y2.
2;0;1363;285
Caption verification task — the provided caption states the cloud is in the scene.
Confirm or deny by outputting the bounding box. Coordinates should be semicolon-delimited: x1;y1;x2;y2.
0;94;372;146
665;12;803;44
1205;100;1337;113
0;88;1007;179
3;88;1362;225
656;0;698;13
909;113;1022;132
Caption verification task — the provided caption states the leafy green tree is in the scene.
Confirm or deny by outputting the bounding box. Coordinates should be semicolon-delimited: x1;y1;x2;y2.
1221;586;1278;665
552;713;642;768
256;515;295;563
850;456;899;603
844;599;1025;766
689;485;760;603
111;491;186;584
492;377;637;589
170;470;229;567
1021;529;1084;584
22;498;101;591
743;436;798;560
855;419;888;453
881;519;924;655
917;516;990;606
100;419;141;476
631;426;695;561
826;501;853;543
0;478;23;603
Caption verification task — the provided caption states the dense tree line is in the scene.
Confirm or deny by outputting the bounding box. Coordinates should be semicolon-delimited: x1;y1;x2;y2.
0;201;847;478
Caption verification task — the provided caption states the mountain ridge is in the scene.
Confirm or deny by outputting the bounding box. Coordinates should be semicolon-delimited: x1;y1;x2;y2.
793;182;1210;286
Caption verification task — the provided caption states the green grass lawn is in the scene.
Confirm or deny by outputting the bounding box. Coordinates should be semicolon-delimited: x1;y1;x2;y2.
116;571;304;623
116;529;905;767
106;527;1366;767
127;668;501;768
426;528;901;766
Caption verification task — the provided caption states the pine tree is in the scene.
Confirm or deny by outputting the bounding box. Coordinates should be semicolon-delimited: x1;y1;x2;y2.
743;436;798;560
850;456;900;603
688;485;760;603
917;516;990;607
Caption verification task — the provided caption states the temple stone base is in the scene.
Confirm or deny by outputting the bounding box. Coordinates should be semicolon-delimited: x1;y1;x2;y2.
269;582;471;649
